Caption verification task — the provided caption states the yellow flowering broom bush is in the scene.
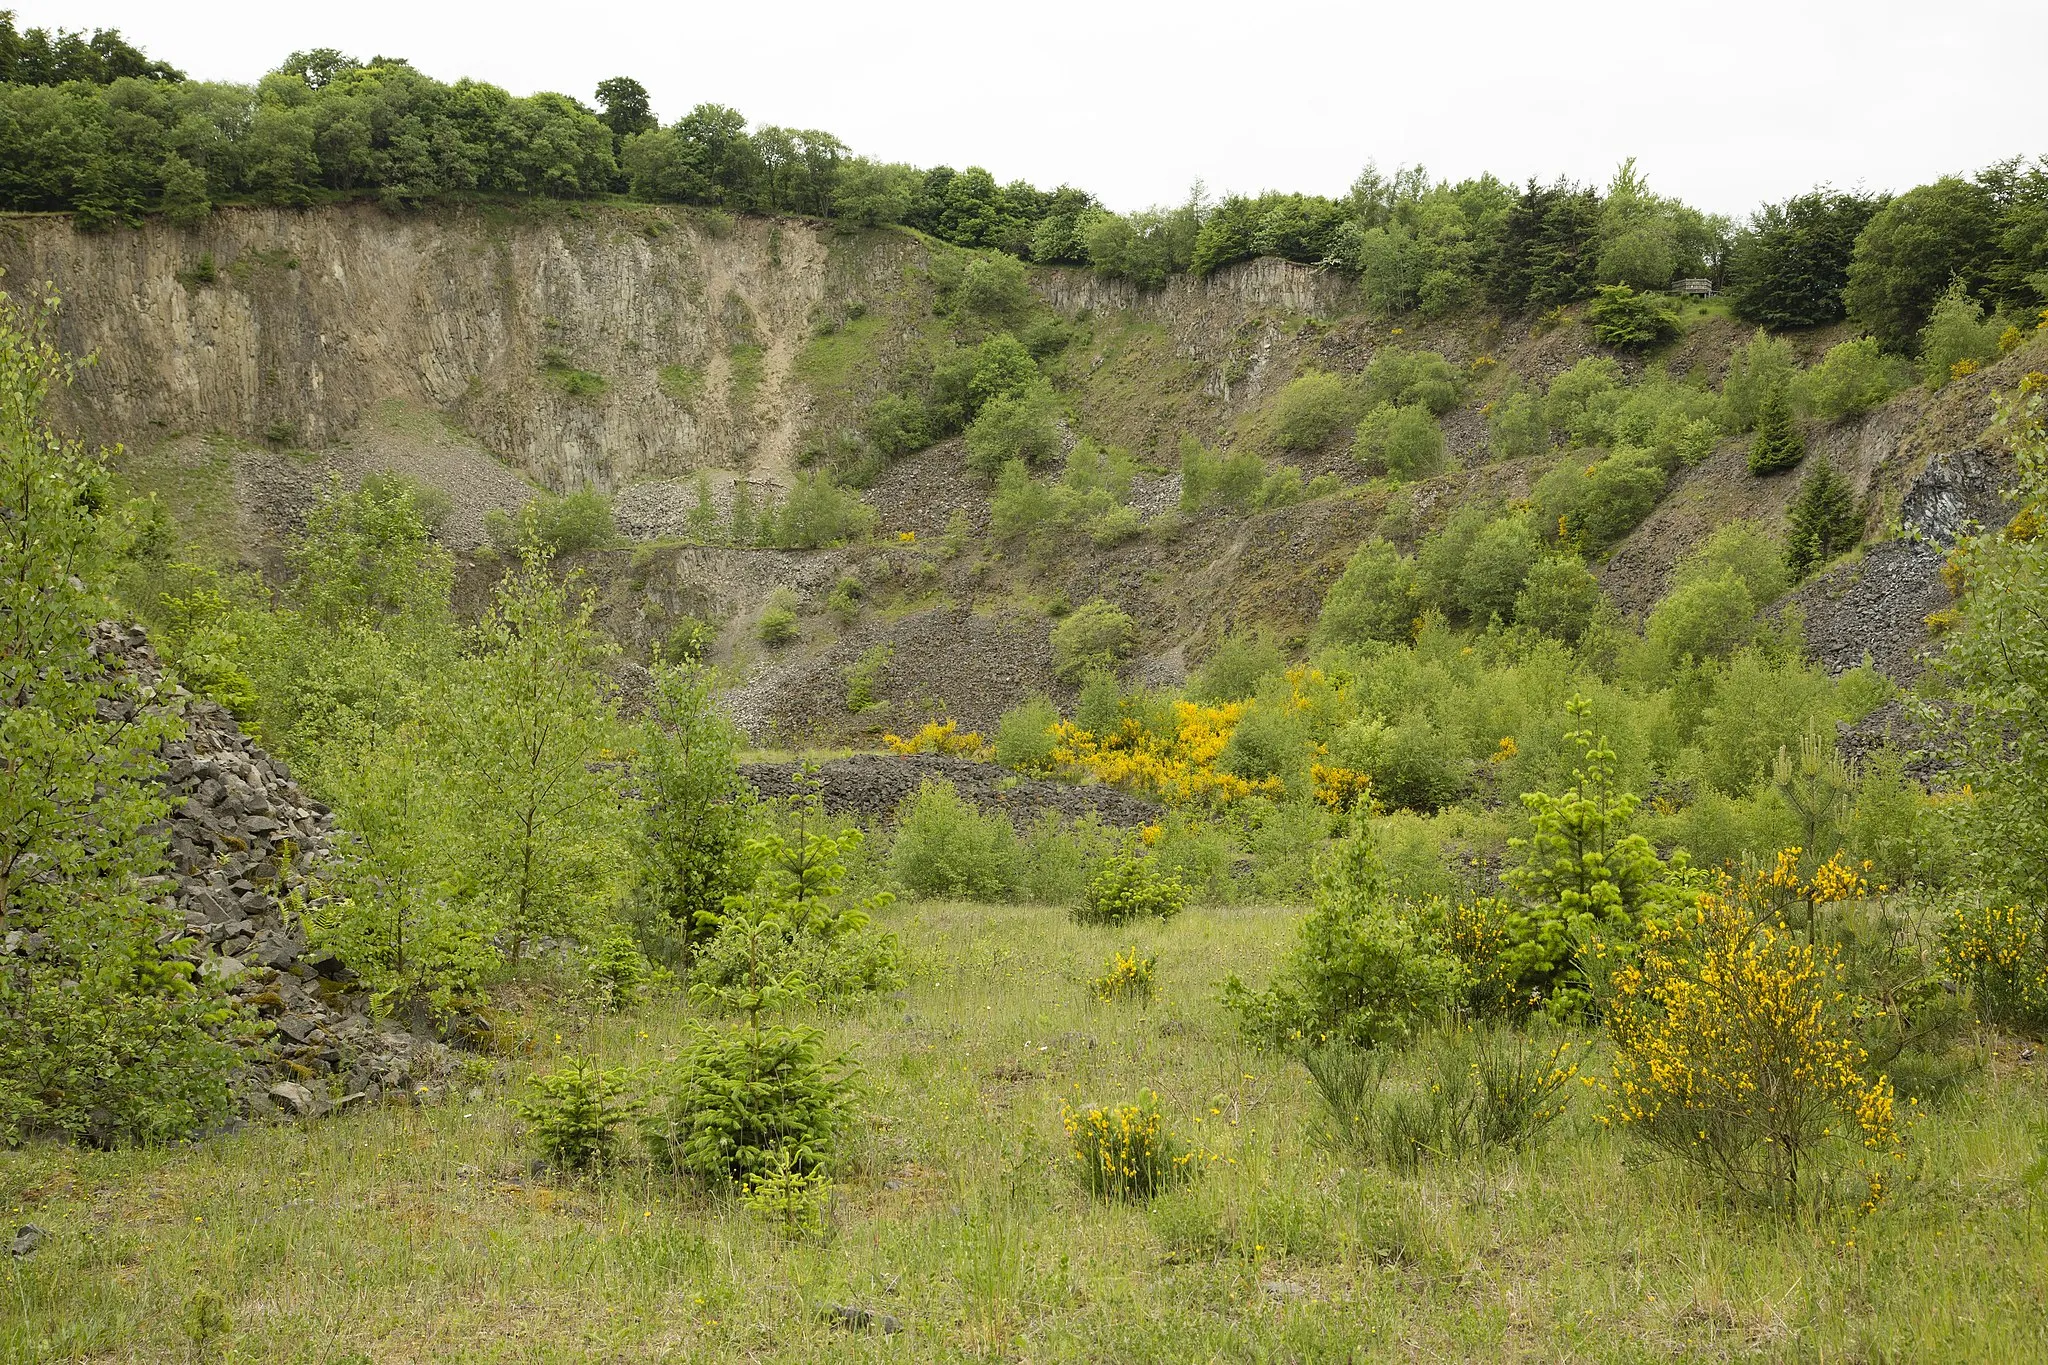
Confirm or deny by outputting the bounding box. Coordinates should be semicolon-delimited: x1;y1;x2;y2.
1604;878;1906;1211
1061;1090;1199;1200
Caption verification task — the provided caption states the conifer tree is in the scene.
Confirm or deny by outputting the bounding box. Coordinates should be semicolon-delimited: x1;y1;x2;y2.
1784;456;1860;575
1747;383;1806;474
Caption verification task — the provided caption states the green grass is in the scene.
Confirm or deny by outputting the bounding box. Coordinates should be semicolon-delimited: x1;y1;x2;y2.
109;437;241;564
728;343;766;413
792;314;889;400
656;364;702;405
3;900;2046;1361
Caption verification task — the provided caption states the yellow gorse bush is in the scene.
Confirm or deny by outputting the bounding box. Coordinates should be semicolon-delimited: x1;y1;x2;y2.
1310;762;1372;812
1090;947;1158;1003
1050;666;1348;807
1049;698;1282;805
1604;876;1905;1211
882;718;989;759
1060;1091;1200;1200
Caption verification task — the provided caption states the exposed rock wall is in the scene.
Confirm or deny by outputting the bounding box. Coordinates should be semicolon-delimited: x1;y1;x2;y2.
0;205;902;492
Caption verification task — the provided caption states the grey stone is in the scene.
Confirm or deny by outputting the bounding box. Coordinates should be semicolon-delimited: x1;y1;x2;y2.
10;1224;47;1257
824;1305;902;1335
267;1081;317;1116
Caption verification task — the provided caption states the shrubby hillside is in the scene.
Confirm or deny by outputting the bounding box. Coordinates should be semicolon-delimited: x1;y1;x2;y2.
7;17;2048;1361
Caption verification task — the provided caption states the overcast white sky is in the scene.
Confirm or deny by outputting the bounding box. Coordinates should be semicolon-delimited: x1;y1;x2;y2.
21;0;2040;218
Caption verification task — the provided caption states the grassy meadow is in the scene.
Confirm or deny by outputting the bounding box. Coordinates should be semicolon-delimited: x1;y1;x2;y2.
5;898;2045;1363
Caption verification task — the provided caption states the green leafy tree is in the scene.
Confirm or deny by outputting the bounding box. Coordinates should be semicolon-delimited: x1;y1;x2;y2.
1747;385;1805;475
594;77;656;142
1844;176;2000;353
1784;457;1861;577
456;548;629;957
1796;337;1910;422
0;286;235;1145
639;663;751;954
1935;375;2048;907
1500;699;1669;1008
1917;281;2004;389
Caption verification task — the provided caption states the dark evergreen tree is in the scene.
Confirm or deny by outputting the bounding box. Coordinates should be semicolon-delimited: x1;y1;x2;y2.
1728;188;1884;329
1784;458;1860;576
1747;385;1806;475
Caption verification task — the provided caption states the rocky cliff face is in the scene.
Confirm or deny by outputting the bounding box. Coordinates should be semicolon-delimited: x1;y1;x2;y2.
0;204;907;492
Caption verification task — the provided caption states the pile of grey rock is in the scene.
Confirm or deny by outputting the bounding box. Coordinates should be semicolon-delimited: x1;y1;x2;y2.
97;623;453;1119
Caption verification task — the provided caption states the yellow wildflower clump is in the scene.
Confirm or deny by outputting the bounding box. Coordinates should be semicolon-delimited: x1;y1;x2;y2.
1060;1091;1198;1200
1942;901;2048;1025
1090;947;1158;1003
1604;880;1905;1210
882;719;988;759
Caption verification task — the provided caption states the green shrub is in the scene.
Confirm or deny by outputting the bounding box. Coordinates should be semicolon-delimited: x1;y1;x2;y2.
1721;330;1799;432
1681;520;1791;603
1016;812;1122;904
959;253;1032;323
1223;821;1461;1049
1587;284;1679;349
1917;281;2003;389
889;779;1017;901
967;332;1040;410
1513;554;1602;643
1316;538;1419;647
1076;851;1188;925
994;696;1061;771
1456;513;1541;621
1487;384;1549;459
1542;358;1623;444
1179;437;1268;512
1051;598;1137;682
1532;448;1667;554
844;644;892;712
771;473;875;548
1797;337;1910;422
584;928;660;1012
1499;703;1670;1007
1785;457;1861;577
862;392;932;456
1061;1091;1196;1201
638;663;752;951
1747;385;1805;474
757;590;800;647
1272;370;1358;450
1643;567;1758;668
1352;402;1445;479
691;802;903;1005
1189;632;1285;702
1360;345;1461;414
1333;715;1465;813
487;489;617;556
516;1060;638;1172
643;1018;857;1187
965;391;1060;475
660;616;713;665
